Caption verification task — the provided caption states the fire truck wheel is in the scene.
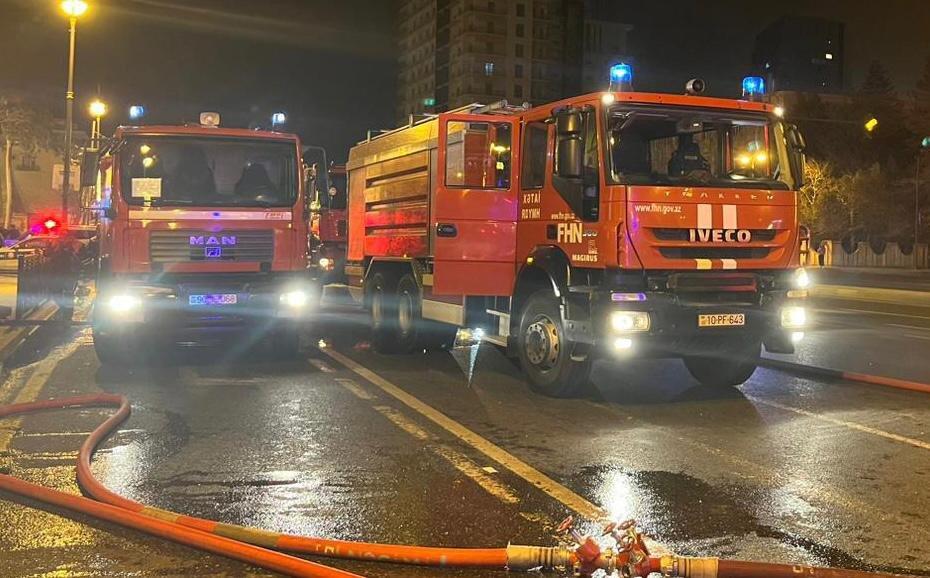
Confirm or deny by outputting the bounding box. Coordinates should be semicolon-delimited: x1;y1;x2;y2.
517;290;592;398
393;273;422;352
683;340;761;387
93;332;127;366
370;271;402;353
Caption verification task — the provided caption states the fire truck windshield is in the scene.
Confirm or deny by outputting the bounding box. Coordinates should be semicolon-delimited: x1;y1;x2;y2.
119;136;298;207
606;106;795;191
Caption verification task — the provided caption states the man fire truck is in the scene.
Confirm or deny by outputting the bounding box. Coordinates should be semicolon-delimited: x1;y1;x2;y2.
309;163;348;285
82;112;315;363
343;66;810;397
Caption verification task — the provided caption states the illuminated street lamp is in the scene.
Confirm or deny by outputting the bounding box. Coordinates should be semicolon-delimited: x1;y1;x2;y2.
864;117;879;133
59;0;90;223
88;99;107;148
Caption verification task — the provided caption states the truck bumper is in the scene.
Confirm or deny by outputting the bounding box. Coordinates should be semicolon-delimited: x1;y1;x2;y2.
588;288;807;358
94;274;317;347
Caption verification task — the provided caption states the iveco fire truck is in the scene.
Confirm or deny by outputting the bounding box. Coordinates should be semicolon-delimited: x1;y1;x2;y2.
82;113;315;363
344;67;810;396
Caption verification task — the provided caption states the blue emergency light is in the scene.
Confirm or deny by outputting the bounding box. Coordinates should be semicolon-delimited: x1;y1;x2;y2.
609;64;633;90
271;112;287;127
742;76;766;97
129;105;145;121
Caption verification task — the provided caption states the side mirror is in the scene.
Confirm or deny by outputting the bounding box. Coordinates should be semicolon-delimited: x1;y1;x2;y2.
80;149;100;187
556;138;584;179
785;124;806;188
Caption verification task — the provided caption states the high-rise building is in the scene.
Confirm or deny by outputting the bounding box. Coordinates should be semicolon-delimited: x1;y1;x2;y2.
395;0;630;121
581;0;632;93
752;16;845;94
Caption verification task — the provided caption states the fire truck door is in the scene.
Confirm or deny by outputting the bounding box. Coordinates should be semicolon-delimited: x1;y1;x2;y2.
434;114;518;295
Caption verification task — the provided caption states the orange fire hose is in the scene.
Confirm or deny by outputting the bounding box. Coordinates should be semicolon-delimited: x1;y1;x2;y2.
0;394;920;578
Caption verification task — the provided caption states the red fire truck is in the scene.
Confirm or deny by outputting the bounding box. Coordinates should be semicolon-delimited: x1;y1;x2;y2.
82;113;315;363
310;163;348;285
343;68;810;397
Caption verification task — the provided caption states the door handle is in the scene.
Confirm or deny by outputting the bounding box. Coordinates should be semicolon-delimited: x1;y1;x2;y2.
436;223;457;238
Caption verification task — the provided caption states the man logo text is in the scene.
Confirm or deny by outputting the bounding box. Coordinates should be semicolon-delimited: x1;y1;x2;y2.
557;222;583;244
190;235;238;246
688;229;752;243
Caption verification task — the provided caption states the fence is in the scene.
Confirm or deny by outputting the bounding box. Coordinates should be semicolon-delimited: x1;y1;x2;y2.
807;241;930;269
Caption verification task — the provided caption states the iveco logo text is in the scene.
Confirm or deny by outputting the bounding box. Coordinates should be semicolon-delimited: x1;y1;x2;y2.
189;235;237;246
688;229;752;243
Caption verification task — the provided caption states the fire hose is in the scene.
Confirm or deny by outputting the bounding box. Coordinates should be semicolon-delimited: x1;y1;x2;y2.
0;394;919;578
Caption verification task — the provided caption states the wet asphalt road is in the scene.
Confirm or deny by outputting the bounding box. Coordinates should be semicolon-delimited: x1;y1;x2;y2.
1;291;930;578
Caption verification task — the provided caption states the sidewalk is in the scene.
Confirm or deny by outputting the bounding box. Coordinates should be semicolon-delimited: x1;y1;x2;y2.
810;267;930;308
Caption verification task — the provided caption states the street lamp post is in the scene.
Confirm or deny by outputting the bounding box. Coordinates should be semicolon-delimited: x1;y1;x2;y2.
917;137;930;268
60;0;88;223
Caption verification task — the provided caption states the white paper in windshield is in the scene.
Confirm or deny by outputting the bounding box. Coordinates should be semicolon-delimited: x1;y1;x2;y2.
131;178;162;198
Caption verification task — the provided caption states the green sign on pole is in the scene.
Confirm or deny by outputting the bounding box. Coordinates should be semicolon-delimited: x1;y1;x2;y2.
922;136;930;149
422;97;436;107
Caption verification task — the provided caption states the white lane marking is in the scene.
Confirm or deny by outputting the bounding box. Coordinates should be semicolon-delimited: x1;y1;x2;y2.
722;204;737;229
887;323;930;332
818;307;930;322
371;402;521;504
721;258;737;270
335;378;374;400
309;358;336;373
748;396;930;452
697;203;713;229
0;340;82;453
323;348;607;521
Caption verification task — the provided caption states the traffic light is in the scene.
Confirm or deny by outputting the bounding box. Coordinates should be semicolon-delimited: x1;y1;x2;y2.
922;136;930;149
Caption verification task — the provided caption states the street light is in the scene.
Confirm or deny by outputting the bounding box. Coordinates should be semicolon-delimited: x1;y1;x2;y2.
916;137;930;268
864;117;879;133
88;99;106;148
59;0;89;224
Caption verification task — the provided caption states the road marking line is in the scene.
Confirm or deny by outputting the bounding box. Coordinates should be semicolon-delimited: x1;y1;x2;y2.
365;399;521;504
323;348;606;521
0;341;82;454
747;396;930;451
887;323;930;333
335;378;375;400
819;307;930;321
309;358;336;373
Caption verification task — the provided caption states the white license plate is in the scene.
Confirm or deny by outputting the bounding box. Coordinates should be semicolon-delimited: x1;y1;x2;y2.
698;313;745;328
189;293;238;306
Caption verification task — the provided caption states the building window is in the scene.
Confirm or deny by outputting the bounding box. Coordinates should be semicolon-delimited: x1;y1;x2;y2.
516;2;525;17
514;63;523;78
486;41;493;52
485;62;495;76
516;23;524;37
515;43;524;57
514;84;523;98
485;81;493;95
487;21;494;33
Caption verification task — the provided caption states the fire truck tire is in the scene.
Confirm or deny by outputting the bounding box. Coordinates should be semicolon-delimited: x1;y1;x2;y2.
394;273;425;352
93;333;128;366
683;340;761;387
517;290;592;398
370;271;403;353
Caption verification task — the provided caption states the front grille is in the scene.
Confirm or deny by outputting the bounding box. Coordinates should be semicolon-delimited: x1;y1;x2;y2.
670;273;758;291
659;247;771;260
150;230;274;263
651;228;778;241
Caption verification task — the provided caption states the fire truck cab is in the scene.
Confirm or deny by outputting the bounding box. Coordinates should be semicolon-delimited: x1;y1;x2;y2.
345;69;810;396
83;115;315;363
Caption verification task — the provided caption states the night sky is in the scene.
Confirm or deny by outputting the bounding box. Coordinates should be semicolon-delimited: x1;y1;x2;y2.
1;0;928;160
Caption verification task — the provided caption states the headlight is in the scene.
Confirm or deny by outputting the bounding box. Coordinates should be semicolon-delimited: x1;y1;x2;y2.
280;290;309;308
610;311;650;332
107;294;141;313
781;306;807;328
613;337;633;351
791;331;805;344
793;268;811;289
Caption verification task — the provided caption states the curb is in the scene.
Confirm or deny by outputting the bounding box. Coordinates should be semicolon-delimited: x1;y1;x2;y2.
760;357;930;395
812;284;930;307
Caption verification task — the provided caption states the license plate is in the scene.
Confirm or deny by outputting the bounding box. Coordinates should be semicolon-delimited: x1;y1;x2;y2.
698;313;745;328
189;293;238;306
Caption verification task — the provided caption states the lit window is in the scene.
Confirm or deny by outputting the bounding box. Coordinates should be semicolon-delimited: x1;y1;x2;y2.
825;53;834;60
485;62;494;76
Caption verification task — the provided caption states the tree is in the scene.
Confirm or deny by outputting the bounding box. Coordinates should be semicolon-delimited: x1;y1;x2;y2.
856;61;912;171
913;54;930;146
0;98;52;229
